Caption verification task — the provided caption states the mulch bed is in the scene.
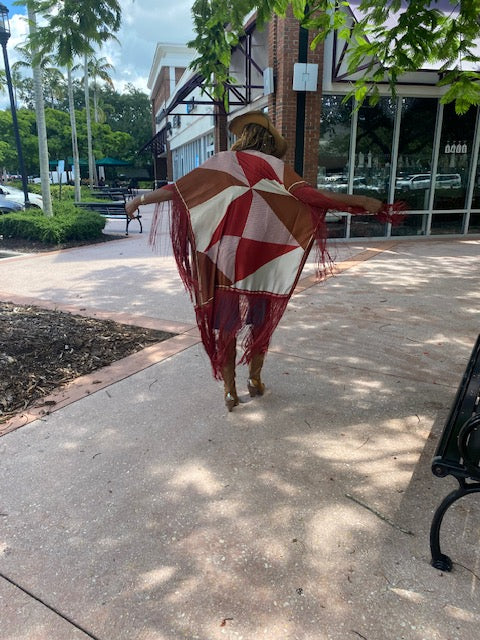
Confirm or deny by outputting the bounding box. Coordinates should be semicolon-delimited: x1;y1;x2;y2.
0;235;175;424
0;301;175;424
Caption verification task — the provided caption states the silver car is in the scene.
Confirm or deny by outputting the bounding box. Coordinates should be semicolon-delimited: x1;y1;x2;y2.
0;184;44;209
0;195;24;214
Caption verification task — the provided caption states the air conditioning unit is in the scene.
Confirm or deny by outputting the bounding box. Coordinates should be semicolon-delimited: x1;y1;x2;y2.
172;114;181;128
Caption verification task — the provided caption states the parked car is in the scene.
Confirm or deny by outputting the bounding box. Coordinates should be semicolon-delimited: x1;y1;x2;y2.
0;195;24;214
0;184;43;209
396;173;461;191
326;176;382;193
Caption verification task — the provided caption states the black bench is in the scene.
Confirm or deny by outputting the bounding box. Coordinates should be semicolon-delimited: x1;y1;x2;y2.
75;201;142;236
430;334;480;571
89;188;129;201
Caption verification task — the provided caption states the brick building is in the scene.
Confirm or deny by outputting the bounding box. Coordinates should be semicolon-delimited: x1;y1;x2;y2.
143;5;480;240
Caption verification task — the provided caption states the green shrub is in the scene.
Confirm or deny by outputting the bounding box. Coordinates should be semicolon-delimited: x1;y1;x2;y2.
0;202;105;244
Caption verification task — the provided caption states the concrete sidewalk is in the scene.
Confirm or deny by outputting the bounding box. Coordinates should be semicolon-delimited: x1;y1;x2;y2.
1;209;480;640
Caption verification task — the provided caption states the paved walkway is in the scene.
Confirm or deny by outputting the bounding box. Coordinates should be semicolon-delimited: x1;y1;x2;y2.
1;208;480;640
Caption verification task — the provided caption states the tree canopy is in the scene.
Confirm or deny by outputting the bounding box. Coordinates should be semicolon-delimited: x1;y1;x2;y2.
188;0;480;113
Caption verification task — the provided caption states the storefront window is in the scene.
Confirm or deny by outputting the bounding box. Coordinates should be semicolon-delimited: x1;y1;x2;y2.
318;96;352;186
430;103;476;234
318;96;353;238
468;213;480;233
470;113;480;221
392;97;437;236
350;98;395;237
318;95;479;239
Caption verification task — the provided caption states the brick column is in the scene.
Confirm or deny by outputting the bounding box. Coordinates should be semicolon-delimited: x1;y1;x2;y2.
268;11;298;169
166;140;173;181
267;9;323;185
214;103;228;152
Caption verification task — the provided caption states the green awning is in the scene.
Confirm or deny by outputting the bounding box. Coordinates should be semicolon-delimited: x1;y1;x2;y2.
96;157;131;166
49;158;88;167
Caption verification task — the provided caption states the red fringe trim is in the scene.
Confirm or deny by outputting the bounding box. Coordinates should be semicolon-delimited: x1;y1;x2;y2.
195;290;289;379
375;201;408;225
149;187;291;380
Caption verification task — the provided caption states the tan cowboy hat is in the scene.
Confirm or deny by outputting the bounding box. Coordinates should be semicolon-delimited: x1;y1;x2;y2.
229;110;288;157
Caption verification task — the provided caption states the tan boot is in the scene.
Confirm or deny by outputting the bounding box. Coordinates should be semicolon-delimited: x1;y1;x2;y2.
221;341;239;411
248;352;265;397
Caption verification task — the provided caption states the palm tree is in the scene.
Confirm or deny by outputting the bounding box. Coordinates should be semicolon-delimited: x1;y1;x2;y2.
26;3;53;216
83;53;96;187
80;2;121;189
42;67;67;108
88;56;115;124
30;0;121;200
83;55;114;186
11;3;54;215
13;42;66;109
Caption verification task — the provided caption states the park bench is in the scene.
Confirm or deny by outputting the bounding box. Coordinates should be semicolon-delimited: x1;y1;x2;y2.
75;201;142;236
430;334;480;571
90;188;129;201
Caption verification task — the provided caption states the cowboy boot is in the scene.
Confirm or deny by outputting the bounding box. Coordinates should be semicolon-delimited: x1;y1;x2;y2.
248;352;265;397
221;341;239;411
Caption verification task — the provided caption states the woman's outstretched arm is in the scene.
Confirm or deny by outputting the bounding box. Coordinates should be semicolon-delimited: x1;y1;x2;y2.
314;188;383;214
125;187;173;219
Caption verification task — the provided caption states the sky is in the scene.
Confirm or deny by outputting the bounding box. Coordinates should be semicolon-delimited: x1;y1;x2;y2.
0;0;196;106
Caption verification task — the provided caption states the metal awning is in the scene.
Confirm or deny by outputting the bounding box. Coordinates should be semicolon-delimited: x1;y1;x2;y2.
158;20;265;122
138;124;171;155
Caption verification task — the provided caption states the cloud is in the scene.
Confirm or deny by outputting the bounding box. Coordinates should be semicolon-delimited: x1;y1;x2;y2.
98;0;196;95
0;0;195;104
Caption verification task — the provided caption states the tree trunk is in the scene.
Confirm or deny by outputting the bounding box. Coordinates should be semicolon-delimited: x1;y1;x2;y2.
27;5;53;216
93;81;99;123
67;66;81;202
84;53;96;188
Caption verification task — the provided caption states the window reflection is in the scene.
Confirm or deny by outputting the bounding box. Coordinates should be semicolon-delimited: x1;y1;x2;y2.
349;98;395;237
392;98;437;236
318;96;352;237
318;96;352;188
318;94;479;238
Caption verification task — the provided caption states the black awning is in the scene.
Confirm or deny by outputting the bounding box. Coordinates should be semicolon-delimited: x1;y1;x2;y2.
138;125;170;155
168;72;205;112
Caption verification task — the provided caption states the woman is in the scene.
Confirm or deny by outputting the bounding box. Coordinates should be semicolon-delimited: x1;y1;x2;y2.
126;111;385;411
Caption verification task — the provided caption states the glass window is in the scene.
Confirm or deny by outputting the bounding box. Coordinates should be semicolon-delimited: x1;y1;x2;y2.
318;96;352;186
430;212;465;235
391;98;438;237
318;96;353;238
434;103;475;213
350;98;396;237
467;212;480;233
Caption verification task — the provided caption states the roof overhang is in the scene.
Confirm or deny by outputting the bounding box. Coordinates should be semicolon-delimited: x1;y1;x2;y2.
328;0;480;89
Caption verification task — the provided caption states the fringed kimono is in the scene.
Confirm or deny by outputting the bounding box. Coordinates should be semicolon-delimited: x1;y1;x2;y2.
150;150;401;379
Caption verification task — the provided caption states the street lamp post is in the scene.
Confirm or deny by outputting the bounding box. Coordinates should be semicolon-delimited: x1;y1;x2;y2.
0;3;30;206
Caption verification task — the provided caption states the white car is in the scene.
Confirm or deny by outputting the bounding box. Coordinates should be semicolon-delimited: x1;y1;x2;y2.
326;176;382;193
396;173;461;191
0;184;44;209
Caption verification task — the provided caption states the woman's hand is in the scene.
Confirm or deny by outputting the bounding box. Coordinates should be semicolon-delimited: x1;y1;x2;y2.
359;195;383;214
124;188;172;219
125;197;140;220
